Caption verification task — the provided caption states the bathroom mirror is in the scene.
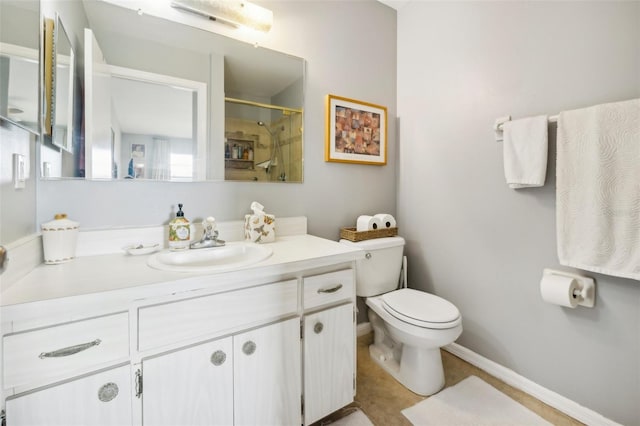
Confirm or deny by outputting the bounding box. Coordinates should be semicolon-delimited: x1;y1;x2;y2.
42;0;304;182
51;15;74;152
0;0;41;135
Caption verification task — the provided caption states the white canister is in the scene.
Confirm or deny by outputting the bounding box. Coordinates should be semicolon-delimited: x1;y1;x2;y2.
41;214;79;264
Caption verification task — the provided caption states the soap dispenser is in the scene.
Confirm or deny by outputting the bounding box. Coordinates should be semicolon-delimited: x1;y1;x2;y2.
169;203;191;250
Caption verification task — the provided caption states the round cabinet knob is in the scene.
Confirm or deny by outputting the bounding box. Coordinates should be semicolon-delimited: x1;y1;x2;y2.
242;341;256;355
98;382;119;402
210;350;227;366
314;322;324;334
365;252;372;260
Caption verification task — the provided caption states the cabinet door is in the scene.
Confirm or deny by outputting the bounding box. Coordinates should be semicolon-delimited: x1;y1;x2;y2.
304;303;355;425
142;336;233;426
6;364;132;426
234;317;301;426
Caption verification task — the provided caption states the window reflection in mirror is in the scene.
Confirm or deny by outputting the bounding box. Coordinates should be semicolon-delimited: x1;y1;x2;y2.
0;0;40;134
114;76;202;181
87;65;206;181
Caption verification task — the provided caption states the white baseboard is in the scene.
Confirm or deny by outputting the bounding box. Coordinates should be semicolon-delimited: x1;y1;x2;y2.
443;343;621;426
356;322;372;337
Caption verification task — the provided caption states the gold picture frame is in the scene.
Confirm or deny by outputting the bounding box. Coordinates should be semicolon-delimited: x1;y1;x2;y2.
43;17;55;137
325;94;387;165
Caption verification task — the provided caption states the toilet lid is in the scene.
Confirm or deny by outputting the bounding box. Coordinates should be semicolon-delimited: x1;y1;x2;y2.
382;288;460;329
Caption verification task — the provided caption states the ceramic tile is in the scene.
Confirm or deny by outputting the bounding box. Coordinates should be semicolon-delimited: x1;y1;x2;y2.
314;334;584;426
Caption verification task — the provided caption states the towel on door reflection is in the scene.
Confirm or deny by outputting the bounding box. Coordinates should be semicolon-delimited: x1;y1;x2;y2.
502;115;548;189
556;98;640;280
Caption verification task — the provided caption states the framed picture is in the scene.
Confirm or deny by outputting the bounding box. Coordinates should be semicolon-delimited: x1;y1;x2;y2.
325;94;387;165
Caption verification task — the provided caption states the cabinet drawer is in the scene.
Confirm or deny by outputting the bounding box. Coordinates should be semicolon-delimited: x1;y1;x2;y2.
303;269;354;310
138;279;298;352
3;312;129;389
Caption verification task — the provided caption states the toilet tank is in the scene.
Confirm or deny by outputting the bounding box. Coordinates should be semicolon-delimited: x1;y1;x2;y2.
339;236;405;297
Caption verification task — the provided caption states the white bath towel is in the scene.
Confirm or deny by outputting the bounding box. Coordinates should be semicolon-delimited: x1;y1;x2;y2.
556;98;640;280
502;115;549;189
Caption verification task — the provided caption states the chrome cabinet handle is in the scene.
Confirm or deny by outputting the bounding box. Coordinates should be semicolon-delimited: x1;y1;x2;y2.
314;322;324;334
98;382;119;402
38;339;102;359
135;369;143;398
210;350;227;366
242;341;256;355
317;284;343;294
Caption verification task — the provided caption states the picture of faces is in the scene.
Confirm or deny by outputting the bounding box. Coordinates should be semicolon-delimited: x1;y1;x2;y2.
334;105;381;156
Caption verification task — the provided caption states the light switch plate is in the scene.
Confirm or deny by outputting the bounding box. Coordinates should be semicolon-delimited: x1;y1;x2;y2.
13;153;26;189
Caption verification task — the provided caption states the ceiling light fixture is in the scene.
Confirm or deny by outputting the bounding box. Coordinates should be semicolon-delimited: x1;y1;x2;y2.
171;0;273;32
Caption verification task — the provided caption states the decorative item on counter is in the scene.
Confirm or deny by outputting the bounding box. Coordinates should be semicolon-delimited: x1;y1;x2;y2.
244;201;275;243
41;213;80;264
168;203;191;250
123;243;160;256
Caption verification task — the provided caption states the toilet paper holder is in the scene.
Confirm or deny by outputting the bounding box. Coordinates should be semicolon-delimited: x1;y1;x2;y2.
542;269;596;308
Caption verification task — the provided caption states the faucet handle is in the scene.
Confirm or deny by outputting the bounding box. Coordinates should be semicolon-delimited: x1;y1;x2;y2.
202;217;217;238
202;216;217;229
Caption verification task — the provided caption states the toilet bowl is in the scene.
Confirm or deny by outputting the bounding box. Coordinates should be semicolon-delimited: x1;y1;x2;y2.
340;237;462;396
366;288;462;395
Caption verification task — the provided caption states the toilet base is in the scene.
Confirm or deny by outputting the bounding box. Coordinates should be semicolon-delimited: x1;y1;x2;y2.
369;341;445;396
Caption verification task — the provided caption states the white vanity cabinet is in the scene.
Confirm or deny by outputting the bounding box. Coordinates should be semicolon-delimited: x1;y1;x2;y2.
302;269;356;425
1;233;363;426
233;317;301;425
140;317;301;426
6;364;132;426
141;337;234;426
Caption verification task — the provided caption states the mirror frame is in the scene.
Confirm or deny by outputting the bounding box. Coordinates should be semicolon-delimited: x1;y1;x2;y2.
51;13;74;153
0;0;41;135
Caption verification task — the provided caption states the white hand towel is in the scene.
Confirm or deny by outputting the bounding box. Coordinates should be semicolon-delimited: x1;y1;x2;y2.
557;98;640;280
502;115;548;189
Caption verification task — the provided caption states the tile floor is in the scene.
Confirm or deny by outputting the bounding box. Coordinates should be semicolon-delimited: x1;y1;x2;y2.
316;333;584;425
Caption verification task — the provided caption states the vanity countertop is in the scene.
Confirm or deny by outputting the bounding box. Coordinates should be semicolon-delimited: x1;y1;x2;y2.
1;234;364;310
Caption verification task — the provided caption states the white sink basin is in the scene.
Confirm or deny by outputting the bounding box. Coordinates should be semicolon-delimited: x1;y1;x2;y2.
147;242;273;273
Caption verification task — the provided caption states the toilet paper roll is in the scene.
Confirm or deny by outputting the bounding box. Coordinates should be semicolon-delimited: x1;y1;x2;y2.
374;213;396;228
540;274;580;308
357;215;383;231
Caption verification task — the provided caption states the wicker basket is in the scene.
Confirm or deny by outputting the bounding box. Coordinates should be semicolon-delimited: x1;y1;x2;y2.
339;227;398;242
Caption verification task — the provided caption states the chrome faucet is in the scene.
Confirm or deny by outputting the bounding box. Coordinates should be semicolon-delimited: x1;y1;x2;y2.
190;217;226;249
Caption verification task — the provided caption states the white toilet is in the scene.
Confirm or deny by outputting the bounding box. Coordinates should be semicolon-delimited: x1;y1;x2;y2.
340;236;462;396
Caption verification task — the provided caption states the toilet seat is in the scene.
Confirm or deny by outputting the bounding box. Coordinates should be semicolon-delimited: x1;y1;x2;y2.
382;288;461;329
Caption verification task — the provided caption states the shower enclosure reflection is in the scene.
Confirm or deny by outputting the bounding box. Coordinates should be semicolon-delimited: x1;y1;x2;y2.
225;99;302;182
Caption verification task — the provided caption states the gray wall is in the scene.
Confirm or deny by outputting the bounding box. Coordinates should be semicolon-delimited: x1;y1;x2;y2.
396;2;640;424
36;0;398;240
0;125;37;244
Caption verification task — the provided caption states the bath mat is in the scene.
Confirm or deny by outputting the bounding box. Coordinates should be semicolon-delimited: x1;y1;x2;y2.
402;376;552;426
328;409;374;426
